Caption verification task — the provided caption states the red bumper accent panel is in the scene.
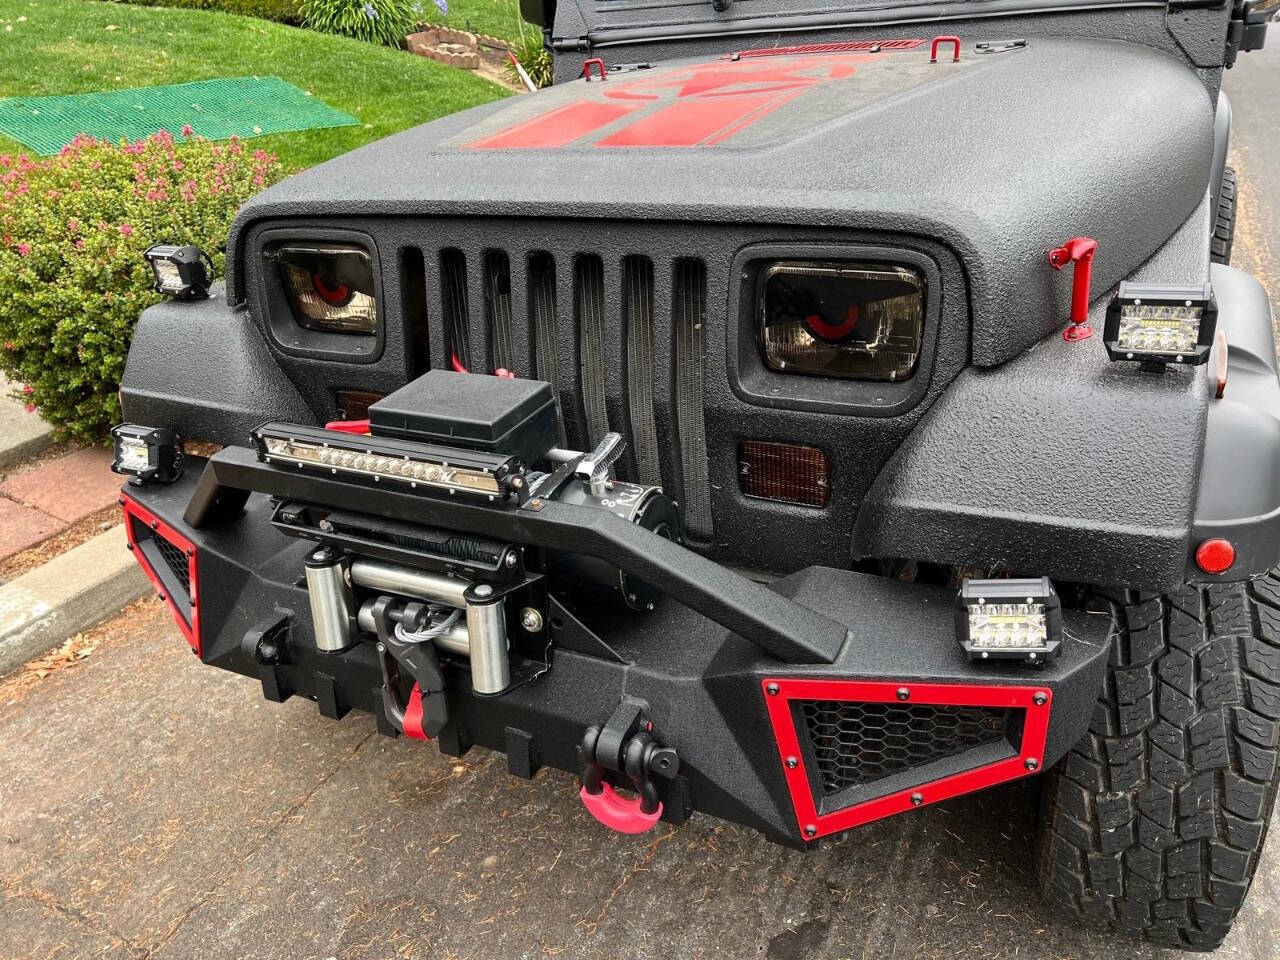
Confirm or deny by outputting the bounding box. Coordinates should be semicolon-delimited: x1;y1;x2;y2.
579;784;663;834
762;678;1051;841
402;683;430;741
121;494;201;657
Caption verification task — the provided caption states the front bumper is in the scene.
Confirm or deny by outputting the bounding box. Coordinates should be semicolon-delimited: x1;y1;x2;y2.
122;449;1110;845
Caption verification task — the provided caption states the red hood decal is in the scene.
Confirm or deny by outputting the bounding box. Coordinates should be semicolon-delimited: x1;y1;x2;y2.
469;53;882;150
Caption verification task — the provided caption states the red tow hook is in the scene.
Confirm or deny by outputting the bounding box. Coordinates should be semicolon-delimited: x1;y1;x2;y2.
402;683;430;741
580;782;663;834
579;700;680;835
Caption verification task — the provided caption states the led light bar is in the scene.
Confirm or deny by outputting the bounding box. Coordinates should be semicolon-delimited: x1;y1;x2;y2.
1103;282;1216;365
111;423;184;485
252;423;524;501
955;577;1063;663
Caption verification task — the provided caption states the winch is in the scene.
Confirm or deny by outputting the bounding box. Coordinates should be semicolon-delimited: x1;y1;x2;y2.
274;371;681;734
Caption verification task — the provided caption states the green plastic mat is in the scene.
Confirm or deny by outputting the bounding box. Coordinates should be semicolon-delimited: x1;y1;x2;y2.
0;76;358;155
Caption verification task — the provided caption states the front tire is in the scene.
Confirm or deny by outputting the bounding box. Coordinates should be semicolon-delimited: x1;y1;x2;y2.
1037;573;1280;950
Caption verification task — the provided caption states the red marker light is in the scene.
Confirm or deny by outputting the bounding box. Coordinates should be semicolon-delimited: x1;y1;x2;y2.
1195;538;1235;575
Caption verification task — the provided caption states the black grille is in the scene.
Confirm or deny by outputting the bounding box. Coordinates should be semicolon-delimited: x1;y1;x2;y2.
574;255;609;448
484;251;514;372
623;255;661;486
406;239;714;538
799;700;1011;795
439;249;470;370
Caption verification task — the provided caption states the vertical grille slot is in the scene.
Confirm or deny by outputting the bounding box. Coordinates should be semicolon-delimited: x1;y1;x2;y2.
439;249;470;371
484;251;514;372
623;255;661;486
528;252;566;444
400;247;428;376
674;258;713;539
575;254;610;447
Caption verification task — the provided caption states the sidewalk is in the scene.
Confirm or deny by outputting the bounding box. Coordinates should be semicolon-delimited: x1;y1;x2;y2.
0;385;150;673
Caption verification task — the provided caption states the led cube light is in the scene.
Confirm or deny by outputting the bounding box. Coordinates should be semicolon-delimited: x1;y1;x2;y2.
111;424;184;485
956;577;1062;663
144;244;213;300
1103;282;1216;365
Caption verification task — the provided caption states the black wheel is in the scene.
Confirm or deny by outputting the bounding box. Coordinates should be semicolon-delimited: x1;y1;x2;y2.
1037;573;1280;951
1211;165;1236;266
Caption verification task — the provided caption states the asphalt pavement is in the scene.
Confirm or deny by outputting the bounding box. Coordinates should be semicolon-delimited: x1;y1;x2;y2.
2;39;1278;960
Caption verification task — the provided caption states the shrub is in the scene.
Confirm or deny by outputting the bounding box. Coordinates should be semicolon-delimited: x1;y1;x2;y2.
109;0;304;25
506;20;553;89
0;132;284;442
300;0;421;47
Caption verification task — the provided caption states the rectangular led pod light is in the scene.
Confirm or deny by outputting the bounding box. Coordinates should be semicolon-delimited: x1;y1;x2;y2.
252;423;523;501
1103;282;1216;365
956;577;1062;663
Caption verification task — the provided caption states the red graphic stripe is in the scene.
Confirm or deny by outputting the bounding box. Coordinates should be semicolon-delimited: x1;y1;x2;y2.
470;100;641;149
597;91;788;148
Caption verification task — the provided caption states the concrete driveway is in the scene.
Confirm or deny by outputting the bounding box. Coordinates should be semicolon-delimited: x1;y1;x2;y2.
3;38;1279;960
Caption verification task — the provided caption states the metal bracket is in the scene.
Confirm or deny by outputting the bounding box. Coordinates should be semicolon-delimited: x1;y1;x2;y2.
370;596;449;739
574;432;625;497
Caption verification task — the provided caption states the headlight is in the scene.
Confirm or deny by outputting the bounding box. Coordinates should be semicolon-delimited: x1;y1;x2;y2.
273;243;377;334
759;261;925;381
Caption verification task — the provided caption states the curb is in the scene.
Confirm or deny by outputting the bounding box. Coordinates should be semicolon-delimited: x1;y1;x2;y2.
0;525;150;676
0;402;55;471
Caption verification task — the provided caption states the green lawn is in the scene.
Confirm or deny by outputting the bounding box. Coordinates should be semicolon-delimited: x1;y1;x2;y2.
0;0;511;169
418;0;531;45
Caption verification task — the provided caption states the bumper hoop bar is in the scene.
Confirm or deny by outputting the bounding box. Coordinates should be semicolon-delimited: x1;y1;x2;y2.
192;447;851;664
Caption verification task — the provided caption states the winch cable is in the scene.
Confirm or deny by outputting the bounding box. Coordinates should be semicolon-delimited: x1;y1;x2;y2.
394;606;463;645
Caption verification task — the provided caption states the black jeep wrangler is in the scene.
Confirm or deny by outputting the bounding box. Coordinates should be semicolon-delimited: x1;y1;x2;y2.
116;0;1279;950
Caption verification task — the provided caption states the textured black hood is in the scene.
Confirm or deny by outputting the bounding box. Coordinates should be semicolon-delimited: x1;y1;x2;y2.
229;36;1213;365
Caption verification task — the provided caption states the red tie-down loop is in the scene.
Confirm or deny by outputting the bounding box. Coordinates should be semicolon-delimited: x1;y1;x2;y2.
1049;236;1098;342
930;36;962;63
582;57;608;81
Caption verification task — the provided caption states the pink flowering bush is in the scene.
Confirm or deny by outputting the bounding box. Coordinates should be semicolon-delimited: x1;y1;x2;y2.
0;131;283;440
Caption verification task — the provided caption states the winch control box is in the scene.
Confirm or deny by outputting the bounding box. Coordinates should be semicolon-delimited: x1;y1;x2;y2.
368;371;558;465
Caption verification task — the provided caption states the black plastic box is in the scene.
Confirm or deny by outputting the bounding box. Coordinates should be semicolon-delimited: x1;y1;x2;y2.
368;371;558;465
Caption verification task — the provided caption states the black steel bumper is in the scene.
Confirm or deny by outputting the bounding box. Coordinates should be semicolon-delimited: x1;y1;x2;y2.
122;449;1111;845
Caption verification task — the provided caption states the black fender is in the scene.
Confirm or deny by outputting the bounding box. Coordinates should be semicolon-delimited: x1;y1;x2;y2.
852;261;1280;591
120;284;315;445
1188;264;1280;581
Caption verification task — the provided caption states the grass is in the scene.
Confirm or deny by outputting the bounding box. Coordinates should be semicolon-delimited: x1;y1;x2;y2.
0;0;512;169
416;0;528;45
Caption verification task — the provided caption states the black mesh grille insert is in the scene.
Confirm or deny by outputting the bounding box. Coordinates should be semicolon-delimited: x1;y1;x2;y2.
799;700;1011;795
152;534;192;595
673;258;712;539
575;255;610;447
440;249;470;370
484;250;514;372
623;256;661;486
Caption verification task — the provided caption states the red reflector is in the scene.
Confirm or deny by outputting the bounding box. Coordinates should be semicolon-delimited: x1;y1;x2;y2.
738;441;830;508
1195;538;1235;575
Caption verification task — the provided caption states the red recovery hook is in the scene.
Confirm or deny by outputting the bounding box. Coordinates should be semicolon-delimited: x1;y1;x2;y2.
1049;236;1098;341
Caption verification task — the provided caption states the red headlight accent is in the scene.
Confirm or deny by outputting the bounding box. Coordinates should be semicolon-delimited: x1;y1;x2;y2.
311;273;352;306
1195;538;1235;575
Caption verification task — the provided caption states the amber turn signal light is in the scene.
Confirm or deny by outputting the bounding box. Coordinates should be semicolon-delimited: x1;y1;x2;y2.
738;441;830;508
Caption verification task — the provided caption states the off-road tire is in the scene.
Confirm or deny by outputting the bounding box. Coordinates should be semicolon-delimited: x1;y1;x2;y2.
1037;573;1280;951
1211;165;1237;266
